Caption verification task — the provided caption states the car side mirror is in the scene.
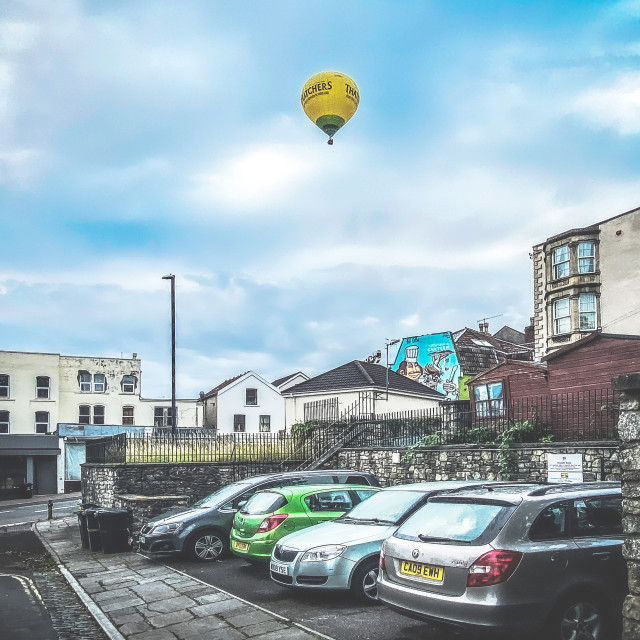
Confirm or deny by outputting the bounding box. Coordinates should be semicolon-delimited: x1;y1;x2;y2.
237;500;248;509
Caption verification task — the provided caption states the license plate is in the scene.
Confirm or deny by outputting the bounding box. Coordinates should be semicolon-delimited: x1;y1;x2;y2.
233;540;249;551
270;562;288;575
400;560;445;583
139;536;146;543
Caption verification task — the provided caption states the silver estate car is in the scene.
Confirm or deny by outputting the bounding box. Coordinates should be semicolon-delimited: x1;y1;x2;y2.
269;481;486;602
377;481;625;640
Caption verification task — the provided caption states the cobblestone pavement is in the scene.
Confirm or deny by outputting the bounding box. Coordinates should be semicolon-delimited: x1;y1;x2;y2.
33;570;109;640
0;527;107;640
36;517;336;640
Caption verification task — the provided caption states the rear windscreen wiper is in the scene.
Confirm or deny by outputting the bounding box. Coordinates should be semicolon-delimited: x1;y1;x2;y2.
417;534;471;543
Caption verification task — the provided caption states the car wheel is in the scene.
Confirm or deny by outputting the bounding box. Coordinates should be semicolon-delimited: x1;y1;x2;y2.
186;529;228;562
549;594;609;640
351;558;380;603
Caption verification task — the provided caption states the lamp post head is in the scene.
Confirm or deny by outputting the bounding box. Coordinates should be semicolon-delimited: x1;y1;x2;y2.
162;274;174;280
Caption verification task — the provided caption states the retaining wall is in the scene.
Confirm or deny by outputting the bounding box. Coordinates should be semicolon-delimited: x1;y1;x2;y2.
337;442;620;485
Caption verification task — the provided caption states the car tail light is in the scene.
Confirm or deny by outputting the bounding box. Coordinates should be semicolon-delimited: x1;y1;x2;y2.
257;514;288;533
467;550;523;587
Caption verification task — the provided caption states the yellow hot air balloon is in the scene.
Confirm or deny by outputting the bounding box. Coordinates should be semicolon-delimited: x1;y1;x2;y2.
301;71;359;145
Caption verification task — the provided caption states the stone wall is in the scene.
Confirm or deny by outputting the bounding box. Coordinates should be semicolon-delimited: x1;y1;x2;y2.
81;461;290;507
337;442;620;486
614;373;640;639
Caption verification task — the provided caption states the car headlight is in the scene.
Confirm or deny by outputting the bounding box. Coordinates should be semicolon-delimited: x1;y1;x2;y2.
151;522;182;535
301;545;346;562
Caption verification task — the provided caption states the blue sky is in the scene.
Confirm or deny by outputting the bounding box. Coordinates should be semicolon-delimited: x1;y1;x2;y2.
1;0;639;398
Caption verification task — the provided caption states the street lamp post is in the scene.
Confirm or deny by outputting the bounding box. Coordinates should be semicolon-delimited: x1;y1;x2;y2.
385;338;400;399
162;274;177;436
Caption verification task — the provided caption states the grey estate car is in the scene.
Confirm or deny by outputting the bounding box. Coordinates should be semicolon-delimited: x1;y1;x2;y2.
377;481;625;639
138;470;380;562
270;481;485;602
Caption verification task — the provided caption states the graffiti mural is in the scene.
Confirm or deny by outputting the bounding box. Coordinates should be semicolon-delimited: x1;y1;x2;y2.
391;332;460;400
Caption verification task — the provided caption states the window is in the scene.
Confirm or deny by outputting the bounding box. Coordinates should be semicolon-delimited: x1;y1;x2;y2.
0;374;9;398
530;502;570;540
79;405;104;425
553;297;571;334
79;405;91;424
154;407;174;428
259;415;271;432
573;496;622;537
93;405;105;425
473;382;504;417
234;414;246;432
305;490;354;513
79;372;92;392
35;411;49;434
122;406;134;425
578;241;595;274
93;374;106;393
36;376;50;399
245;388;258;406
0;410;9;433
579;293;597;330
552;245;570;279
121;375;136;393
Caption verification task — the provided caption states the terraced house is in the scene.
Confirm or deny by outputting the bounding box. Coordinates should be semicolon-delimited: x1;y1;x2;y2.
531;205;640;360
0;350;201;496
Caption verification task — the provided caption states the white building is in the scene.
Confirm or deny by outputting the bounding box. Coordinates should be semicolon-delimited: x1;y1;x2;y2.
282;360;445;430
200;371;285;434
0;350;202;434
0;349;202;496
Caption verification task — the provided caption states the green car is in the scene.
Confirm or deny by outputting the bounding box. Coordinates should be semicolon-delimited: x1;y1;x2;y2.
230;484;380;563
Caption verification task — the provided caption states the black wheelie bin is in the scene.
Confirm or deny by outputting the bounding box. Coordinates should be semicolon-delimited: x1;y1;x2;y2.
96;508;131;553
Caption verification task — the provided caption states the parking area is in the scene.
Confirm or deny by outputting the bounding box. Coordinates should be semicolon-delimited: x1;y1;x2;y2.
161;555;458;640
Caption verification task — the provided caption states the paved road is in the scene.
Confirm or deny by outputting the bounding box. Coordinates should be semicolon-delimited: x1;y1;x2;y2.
0;498;78;529
161;555;464;640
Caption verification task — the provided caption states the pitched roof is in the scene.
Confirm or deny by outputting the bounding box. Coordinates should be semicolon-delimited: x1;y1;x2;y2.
272;372;307;388
283;360;444;398
201;372;248;399
452;327;534;376
542;332;640;362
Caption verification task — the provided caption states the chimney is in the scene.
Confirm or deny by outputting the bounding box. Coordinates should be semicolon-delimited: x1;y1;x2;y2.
132;352;138;359
478;321;489;333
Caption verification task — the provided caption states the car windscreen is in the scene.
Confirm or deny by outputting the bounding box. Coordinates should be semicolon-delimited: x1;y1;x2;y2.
240;491;288;515
340;490;427;525
192;482;253;507
395;498;516;545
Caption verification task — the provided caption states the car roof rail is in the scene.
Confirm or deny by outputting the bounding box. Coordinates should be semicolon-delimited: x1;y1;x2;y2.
441;481;531;494
527;481;621;496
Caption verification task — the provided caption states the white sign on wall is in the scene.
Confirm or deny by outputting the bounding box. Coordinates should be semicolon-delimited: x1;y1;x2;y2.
547;453;583;483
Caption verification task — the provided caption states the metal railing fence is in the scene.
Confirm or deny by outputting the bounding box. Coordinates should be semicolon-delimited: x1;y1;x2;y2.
83;388;620;465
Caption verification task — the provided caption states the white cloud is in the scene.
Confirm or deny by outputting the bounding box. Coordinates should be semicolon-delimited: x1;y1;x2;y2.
572;73;640;134
0;20;39;52
187;143;320;212
0;149;46;187
400;314;421;329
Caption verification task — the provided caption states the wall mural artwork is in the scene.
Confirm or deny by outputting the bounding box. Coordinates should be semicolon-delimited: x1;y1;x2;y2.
391;332;461;400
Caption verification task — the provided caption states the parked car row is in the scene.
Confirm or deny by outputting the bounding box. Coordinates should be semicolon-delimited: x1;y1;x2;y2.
139;470;625;640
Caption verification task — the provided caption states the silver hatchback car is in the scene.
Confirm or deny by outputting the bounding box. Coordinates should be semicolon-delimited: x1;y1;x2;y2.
269;481;485;602
378;482;625;639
